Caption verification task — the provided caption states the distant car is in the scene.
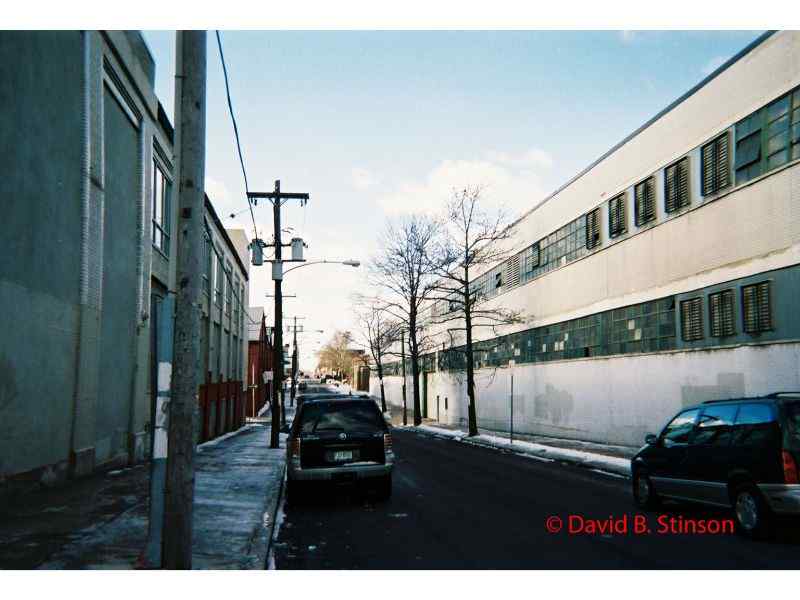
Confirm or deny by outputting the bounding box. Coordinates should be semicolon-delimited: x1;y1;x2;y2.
286;397;394;504
298;381;307;391
632;392;800;538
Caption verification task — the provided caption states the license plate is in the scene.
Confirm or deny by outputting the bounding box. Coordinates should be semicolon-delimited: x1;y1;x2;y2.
334;450;353;461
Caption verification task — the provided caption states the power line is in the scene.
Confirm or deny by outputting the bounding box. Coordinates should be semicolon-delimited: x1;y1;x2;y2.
215;30;259;242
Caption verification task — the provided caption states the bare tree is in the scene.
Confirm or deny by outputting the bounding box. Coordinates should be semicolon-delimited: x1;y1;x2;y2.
316;330;358;379
370;215;440;426
429;186;525;436
350;297;401;413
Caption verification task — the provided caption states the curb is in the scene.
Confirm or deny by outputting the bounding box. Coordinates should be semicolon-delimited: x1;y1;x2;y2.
412;427;632;478
260;463;286;569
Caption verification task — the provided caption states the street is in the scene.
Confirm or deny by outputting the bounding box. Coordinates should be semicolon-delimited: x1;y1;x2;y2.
273;428;800;569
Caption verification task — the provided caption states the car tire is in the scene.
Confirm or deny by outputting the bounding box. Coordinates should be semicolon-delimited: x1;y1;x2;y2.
286;478;305;506
632;468;660;509
732;483;771;540
376;474;392;501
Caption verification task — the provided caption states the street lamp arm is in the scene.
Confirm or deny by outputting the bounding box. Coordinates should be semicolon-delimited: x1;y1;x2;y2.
283;259;360;276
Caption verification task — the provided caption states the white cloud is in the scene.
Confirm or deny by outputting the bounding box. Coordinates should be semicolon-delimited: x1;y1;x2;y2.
701;55;729;76
205;176;231;205
375;148;552;220
350;167;380;190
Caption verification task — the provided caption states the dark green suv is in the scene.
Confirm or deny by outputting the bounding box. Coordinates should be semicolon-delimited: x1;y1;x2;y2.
632;392;800;538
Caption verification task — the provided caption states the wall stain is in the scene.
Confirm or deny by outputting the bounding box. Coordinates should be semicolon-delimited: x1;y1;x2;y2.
681;372;745;407
533;384;574;425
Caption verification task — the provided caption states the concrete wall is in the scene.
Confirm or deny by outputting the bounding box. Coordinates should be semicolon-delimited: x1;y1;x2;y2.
374;342;800;446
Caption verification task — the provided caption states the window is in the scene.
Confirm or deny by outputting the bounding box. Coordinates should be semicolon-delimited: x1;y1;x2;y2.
225;261;233;315
211;249;219;305
608;193;627;238
732;403;778;448
692;404;738;447
680;297;703;341
634;177;656;226
736;87;800;185
664;157;690;213
586;207;601;249
661;409;699;447
521;215;588;284
742;281;772;333
701;132;731;196
708;289;735;337
233;276;241;324
214;251;224;307
494;270;503;290
151;160;171;254
202;234;211;296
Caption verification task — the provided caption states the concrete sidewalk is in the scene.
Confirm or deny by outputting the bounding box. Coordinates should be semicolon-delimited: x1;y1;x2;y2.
0;411;291;569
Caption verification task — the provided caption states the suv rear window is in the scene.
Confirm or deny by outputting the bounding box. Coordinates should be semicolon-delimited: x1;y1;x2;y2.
299;401;384;434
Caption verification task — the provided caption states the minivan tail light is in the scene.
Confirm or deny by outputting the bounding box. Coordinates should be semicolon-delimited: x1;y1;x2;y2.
384;432;392;453
782;450;799;484
290;438;301;459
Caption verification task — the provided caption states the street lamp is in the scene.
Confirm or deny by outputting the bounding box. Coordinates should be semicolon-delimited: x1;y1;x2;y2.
282;259;360;277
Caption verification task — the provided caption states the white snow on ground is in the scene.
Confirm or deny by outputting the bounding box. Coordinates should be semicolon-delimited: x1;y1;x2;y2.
414;425;631;476
197;424;258;452
267;479;288;571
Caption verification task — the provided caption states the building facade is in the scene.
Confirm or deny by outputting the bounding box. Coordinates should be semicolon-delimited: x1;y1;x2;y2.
376;30;800;446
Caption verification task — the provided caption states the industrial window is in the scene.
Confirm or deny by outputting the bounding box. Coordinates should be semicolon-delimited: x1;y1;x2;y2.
664;157;690;213
233;275;241;324
520;242;540;281
634;177;656;226
701;132;731;196
211;250;220;305
586;207;601;249
742;281;772;334
494;269;503;290
709;289;735;337
215;252;224;307
202;234;211;296
151;160;171;254
608;193;627;238
680;297;704;341
736;87;800;185
225;261;233;315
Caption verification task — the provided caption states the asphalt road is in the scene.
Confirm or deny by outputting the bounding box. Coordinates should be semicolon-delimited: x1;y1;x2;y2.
272;428;800;569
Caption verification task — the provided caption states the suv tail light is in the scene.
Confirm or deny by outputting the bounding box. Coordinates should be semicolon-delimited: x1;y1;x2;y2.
782;450;799;484
383;432;393;453
290;437;301;459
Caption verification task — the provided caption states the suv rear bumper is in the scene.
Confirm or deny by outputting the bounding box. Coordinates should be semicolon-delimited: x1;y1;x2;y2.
757;484;800;515
288;461;392;482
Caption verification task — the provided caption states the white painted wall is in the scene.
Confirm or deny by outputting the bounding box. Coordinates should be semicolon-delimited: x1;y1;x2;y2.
373;342;800;446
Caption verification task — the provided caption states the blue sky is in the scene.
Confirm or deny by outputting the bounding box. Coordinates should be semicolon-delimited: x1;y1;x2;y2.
142;30;762;368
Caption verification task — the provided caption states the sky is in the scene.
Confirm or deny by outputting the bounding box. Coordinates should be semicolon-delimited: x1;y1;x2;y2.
142;30;762;370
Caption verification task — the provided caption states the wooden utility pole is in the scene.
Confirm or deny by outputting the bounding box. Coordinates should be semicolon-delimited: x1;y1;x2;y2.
163;30;207;570
248;181;308;448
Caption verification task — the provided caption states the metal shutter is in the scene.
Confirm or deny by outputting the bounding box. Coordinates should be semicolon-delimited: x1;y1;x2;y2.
680;297;704;341
665;157;690;213
586;207;601;249
634;177;655;226
702;132;731;196
709;289;735;337
505;254;520;289
609;193;626;238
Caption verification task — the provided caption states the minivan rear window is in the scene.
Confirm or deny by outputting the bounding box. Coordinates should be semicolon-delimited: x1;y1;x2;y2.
300;401;384;434
732;403;778;447
786;402;800;440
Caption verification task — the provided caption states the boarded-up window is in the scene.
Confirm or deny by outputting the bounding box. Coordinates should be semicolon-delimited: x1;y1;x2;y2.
742;282;772;334
701;132;731;196
664;157;690;213
634;177;656;226
680;297;704;341
608;193;627;238
586;207;601;249
709;289;735;337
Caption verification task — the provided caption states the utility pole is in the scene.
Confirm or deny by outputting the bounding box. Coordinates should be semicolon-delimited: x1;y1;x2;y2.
163;30;206;570
248;181;308;448
401;329;407;426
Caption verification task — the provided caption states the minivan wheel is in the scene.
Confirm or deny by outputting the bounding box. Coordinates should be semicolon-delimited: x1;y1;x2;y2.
732;484;771;539
286;478;305;506
632;469;659;509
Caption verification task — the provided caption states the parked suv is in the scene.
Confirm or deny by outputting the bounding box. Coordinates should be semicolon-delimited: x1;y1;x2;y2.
632;392;800;537
286;397;394;504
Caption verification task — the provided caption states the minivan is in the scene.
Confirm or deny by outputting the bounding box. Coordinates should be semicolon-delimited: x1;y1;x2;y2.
632;392;800;537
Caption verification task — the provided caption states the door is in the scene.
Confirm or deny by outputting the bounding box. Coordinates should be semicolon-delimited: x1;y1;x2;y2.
686;403;739;506
649;408;700;499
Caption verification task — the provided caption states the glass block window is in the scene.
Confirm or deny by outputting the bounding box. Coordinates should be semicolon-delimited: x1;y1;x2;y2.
518;215;588;284
519;242;540;283
680;297;704;341
709;289;735;337
665;157;690;213
608;193;627;238
701;132;731;196
586;207;601;249
634;177;656;226
742;281;772;334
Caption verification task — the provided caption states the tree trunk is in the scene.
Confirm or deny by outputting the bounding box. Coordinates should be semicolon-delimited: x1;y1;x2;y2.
409;313;422;426
377;362;387;413
464;269;478;436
